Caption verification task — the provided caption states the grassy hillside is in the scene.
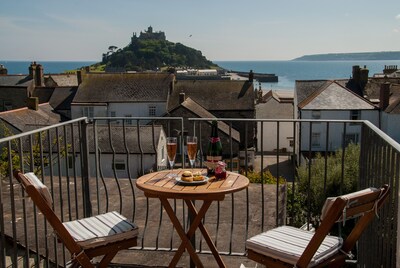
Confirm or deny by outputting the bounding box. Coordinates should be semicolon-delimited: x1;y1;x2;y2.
101;36;218;71
293;51;400;61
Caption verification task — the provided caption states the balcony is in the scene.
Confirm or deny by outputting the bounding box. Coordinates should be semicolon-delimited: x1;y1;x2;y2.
1;117;398;267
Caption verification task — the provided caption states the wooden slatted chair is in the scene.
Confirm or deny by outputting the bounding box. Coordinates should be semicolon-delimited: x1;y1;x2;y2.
246;184;390;268
14;170;139;268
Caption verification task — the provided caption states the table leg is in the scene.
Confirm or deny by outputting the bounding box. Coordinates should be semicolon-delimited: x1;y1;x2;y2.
160;198;207;268
185;200;227;268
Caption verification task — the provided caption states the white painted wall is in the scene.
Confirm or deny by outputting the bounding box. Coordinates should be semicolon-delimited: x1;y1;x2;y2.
71;102;167;120
300;110;379;152
257;121;294;153
71;104;108;119
108;102;166;117
381;113;400;144
44;129;168;178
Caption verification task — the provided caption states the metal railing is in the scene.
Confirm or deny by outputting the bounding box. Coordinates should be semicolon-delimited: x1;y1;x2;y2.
0;117;398;267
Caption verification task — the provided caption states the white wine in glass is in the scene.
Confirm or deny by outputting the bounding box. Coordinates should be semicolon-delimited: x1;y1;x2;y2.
186;136;197;169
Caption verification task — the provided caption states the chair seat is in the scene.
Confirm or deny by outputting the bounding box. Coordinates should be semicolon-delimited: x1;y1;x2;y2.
246;226;342;267
63;211;139;249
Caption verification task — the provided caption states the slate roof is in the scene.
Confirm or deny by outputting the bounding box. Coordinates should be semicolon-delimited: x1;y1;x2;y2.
0;75;32;87
363;80;400;114
47;74;78;86
73;73;174;103
49;87;78;111
298;81;376;110
256;90;293;119
295;80;329;105
178;97;240;142
169;80;255;111
0;103;61;132
384;84;400;114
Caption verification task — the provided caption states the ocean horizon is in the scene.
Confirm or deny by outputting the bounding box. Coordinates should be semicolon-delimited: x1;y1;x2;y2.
2;59;400;90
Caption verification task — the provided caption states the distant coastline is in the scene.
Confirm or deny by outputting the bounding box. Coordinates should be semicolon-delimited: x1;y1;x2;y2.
293;51;400;61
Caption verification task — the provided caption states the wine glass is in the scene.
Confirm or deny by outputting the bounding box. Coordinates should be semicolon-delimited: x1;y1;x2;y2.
166;137;177;176
186;136;197;170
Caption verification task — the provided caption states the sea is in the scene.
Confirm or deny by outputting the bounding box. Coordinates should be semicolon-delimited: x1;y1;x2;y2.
215;60;400;90
2;59;400;90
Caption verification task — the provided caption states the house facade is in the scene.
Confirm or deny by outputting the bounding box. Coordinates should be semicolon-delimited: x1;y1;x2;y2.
256;90;294;153
295;80;379;154
71;72;174;120
65;125;167;178
168;80;255;149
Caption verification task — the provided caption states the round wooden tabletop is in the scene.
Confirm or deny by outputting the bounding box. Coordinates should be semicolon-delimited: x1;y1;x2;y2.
136;168;249;201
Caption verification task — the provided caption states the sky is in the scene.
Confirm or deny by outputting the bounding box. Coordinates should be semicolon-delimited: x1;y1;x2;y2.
1;0;400;61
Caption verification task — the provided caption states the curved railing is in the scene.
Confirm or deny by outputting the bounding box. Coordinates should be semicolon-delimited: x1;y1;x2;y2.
0;117;398;267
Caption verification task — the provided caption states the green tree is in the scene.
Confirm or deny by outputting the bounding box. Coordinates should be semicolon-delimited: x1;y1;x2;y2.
0;122;70;178
289;143;360;227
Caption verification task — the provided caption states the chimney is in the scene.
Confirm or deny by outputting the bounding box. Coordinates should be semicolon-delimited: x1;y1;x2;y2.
77;70;83;85
35;64;44;86
380;82;391;110
26;97;39;111
248;70;254;82
352;65;360;83
29;61;37;79
179;92;186;104
360;66;369;85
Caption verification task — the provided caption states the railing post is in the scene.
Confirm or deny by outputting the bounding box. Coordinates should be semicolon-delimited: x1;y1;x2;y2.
397;184;400;268
80;119;92;217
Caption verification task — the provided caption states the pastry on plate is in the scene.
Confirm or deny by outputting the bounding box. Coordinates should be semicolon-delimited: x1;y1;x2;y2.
193;171;204;181
181;170;193;182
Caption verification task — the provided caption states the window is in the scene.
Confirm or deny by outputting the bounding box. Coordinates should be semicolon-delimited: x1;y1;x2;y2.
350;110;361;120
112;159;126;170
311;132;321;147
109;111;117;123
148;105;156;116
82;107;94;118
125;115;132;125
311;110;321;120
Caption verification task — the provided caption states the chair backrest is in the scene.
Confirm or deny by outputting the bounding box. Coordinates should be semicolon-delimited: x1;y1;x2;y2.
13;170;85;256
297;184;390;267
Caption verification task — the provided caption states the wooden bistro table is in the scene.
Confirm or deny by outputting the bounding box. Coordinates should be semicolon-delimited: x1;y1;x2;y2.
136;168;249;268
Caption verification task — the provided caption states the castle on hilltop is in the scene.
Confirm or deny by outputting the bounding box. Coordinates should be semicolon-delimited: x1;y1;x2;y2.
131;26;166;43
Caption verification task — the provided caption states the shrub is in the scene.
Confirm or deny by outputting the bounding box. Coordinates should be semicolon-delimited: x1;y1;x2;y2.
288;143;360;227
246;169;286;184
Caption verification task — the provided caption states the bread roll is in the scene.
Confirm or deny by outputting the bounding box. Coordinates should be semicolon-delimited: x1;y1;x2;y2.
193;171;204;181
181;170;193;182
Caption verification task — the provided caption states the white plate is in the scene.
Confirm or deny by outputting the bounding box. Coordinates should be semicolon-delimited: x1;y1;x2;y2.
175;176;209;185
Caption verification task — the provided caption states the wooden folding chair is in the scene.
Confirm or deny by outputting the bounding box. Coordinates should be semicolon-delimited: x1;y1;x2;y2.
14;170;139;268
246;184;390;268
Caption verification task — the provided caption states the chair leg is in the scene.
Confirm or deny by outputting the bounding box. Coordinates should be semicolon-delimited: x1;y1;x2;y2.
97;251;118;268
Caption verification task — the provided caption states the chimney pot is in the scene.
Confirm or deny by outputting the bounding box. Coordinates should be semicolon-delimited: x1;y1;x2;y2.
26;97;39;111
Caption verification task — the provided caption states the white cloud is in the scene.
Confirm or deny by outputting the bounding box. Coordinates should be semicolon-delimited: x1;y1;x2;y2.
394;28;400;33
396;14;400;20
